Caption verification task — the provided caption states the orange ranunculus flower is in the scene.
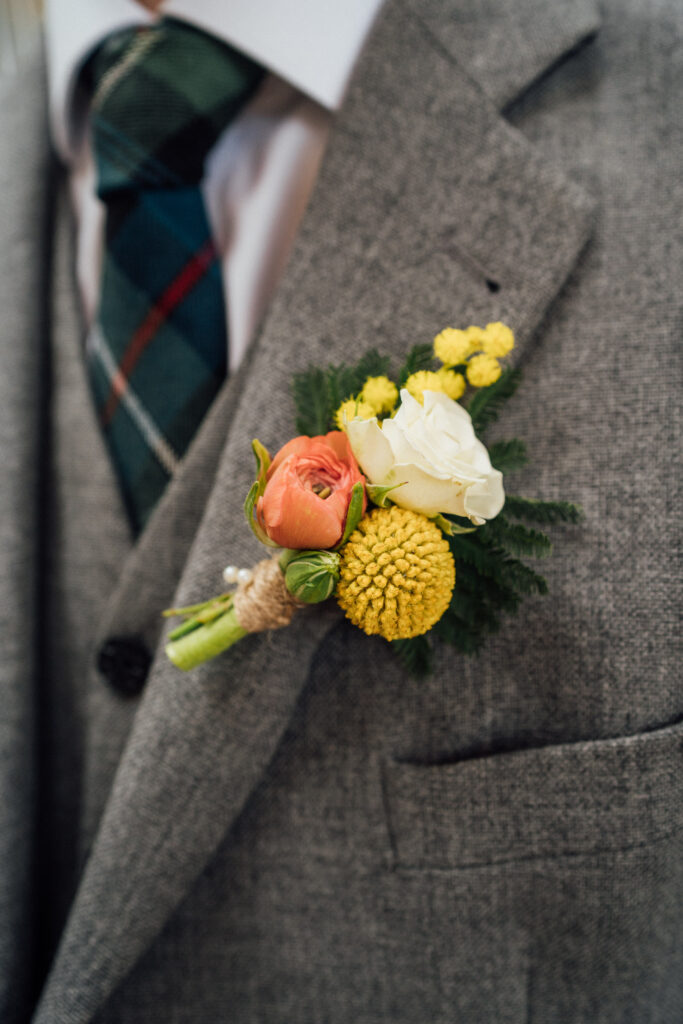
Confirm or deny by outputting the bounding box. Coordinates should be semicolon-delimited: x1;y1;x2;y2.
256;432;366;550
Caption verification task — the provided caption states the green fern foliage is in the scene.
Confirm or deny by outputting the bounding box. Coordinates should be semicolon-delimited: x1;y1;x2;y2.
466;367;522;434
325;350;390;414
291;345;581;674
292;350;390;436
504;495;584;525
396;344;434;387
482;516;552;558
449;534;548;595
488;438;528;473
394;521;551;663
292;367;330;436
392;635;433;677
394;498;560;665
436;614;495;655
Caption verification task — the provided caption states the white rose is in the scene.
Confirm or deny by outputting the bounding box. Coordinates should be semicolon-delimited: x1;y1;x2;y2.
345;389;504;524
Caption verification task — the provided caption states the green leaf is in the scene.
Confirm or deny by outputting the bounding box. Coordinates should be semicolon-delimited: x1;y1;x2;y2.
482;516;552;558
442;590;482;628
448;535;509;577
323;366;354;415
391;635;433;676
251;438;271;486
292;366;332;436
165;595;234;641
348;348;389;391
499;559;548;596
445;605;479;633
163;594;231;618
325;350;391;423
397;344;434;387
367;481;406;507
194;597;235;624
454;566;522;614
434;611;491;654
433;514;477;536
504;495;584;525
467;367;522;434
450;630;488;655
244;480;279;548
336;482;365;548
450;534;548;595
243;438;279;547
488;438;528;473
293;351;391;435
167;618;203;642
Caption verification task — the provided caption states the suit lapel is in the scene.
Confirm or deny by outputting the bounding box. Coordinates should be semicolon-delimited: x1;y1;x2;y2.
88;324;264;707
75;318;274;851
35;2;598;1019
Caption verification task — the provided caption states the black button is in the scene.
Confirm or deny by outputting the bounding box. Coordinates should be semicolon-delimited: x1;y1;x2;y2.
97;636;151;696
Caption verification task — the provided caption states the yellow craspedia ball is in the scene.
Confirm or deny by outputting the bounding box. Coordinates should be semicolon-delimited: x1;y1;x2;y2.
336;506;455;640
482;321;515;358
335;397;375;430
436;367;466;400
434;327;474;366
466;353;501;387
405;370;443;403
360;375;399;415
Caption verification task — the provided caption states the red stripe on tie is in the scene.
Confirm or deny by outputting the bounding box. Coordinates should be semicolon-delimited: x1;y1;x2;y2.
101;239;217;428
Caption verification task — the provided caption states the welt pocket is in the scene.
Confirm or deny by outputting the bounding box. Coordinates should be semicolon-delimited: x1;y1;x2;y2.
381;719;683;870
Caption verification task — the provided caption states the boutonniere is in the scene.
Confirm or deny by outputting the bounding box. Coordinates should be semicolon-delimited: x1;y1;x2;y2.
164;323;582;675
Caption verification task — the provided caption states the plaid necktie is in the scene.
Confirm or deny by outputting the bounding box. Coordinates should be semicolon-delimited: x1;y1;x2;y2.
86;19;264;533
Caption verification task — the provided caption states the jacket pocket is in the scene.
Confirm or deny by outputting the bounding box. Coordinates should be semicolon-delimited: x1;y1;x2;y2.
382;718;683;870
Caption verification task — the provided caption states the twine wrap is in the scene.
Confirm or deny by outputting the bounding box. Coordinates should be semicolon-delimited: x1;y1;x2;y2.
165;557;301;671
233;557;300;633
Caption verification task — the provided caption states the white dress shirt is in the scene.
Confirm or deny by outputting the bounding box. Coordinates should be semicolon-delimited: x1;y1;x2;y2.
45;0;383;371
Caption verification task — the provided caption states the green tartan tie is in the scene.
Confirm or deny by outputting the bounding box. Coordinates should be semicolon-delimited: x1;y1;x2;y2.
86;19;264;534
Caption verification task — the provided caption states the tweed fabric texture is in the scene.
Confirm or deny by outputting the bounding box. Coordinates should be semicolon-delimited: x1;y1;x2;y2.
0;49;50;1024
87;20;263;531
0;0;681;1021
40;187;134;967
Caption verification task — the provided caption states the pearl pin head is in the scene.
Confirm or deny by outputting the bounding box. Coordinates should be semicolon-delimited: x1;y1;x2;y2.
222;565;253;586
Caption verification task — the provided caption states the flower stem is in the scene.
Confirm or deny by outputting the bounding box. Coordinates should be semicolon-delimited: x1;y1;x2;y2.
167;617;203;642
165;605;248;671
162;593;231;617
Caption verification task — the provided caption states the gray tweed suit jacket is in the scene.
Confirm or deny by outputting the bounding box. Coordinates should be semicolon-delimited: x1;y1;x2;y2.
1;1;681;1021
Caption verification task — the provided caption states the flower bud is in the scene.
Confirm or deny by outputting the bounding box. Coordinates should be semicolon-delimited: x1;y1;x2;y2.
256;432;366;550
282;549;341;604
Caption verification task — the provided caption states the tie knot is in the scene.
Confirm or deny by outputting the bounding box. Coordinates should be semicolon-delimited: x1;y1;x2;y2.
88;18;264;196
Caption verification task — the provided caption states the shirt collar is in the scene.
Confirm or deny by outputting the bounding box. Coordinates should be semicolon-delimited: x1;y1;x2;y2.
45;0;384;161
